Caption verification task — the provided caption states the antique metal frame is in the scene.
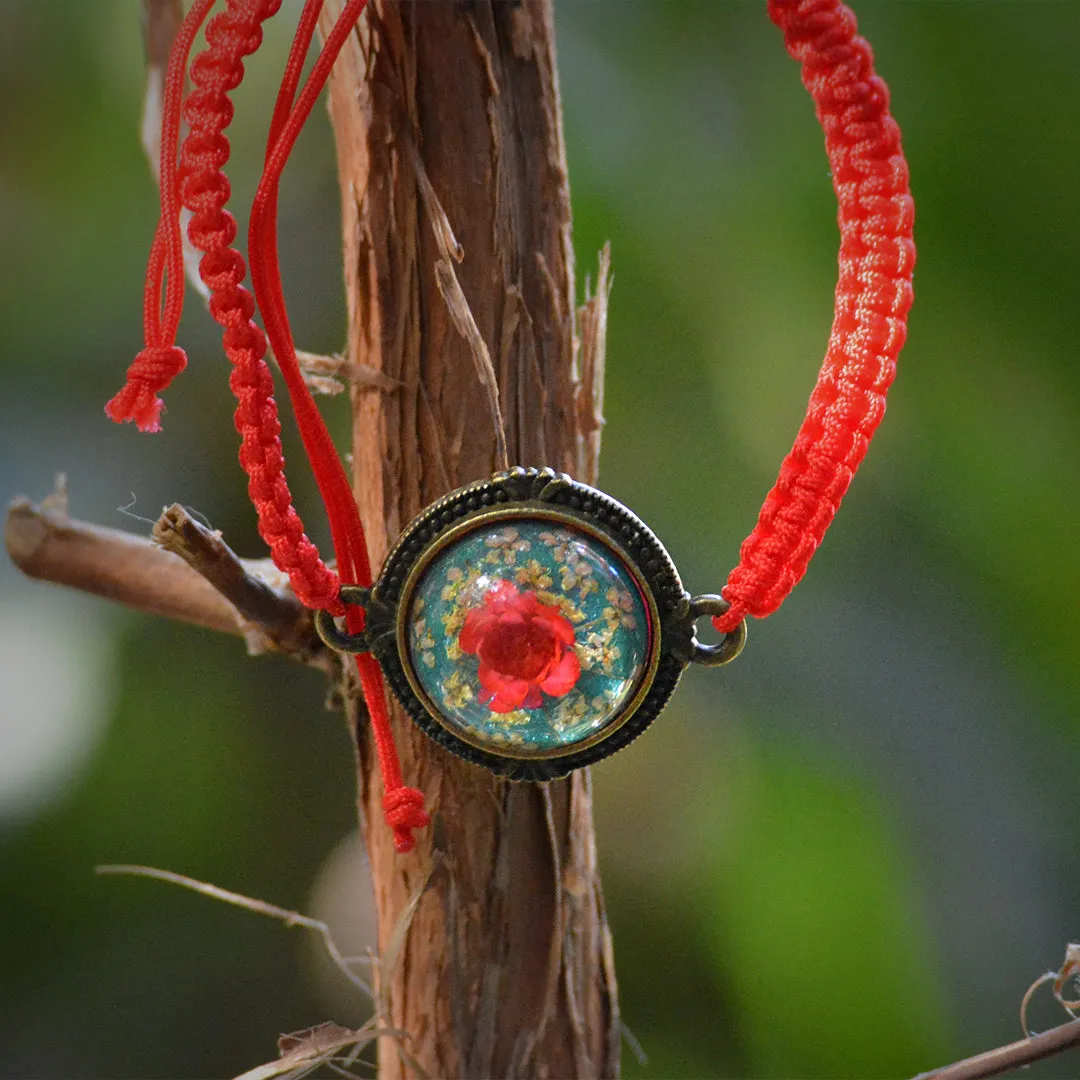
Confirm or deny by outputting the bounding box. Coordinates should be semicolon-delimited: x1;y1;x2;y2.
317;467;745;780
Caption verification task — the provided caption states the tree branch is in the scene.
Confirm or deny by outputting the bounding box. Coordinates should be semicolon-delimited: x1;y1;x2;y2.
150;504;322;658
913;1019;1080;1080
321;2;619;1074
5;495;327;666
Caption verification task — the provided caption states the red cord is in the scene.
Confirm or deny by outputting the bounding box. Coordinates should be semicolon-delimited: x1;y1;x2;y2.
713;0;915;634
248;0;374;591
104;0;216;432
248;0;428;852
106;0;427;853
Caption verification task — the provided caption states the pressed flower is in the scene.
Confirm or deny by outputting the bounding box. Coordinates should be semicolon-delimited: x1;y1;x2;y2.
459;580;581;713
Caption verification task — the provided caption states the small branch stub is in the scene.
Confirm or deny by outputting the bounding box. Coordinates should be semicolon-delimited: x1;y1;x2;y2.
5;494;327;665
151;504;321;658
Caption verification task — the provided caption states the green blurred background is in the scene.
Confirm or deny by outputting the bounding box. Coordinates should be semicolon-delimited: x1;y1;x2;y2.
3;1;1080;1077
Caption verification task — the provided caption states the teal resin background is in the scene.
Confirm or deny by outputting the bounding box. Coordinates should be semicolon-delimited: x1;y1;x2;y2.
3;3;1080;1079
406;520;650;754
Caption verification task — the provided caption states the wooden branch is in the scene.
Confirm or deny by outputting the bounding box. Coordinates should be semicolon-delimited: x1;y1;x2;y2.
5;495;327;665
11;3;618;1074
150;505;321;659
913;1018;1080;1080
321;2;619;1076
6;495;239;633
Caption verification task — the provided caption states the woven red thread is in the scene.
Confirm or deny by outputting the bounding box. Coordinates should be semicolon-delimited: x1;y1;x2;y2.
186;0;348;617
106;0;427;852
714;0;915;635
248;0;373;591
247;0;428;853
106;0;340;610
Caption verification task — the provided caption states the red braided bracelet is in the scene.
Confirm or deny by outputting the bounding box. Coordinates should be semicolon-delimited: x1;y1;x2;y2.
106;0;913;842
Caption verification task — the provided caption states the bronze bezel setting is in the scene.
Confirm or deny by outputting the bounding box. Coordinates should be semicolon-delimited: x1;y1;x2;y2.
316;467;746;780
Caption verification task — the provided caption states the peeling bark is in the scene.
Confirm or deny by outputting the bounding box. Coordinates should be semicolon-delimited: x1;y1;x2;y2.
320;3;618;1076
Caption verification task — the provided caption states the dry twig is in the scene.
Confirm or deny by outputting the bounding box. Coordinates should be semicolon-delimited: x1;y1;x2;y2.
915;945;1080;1080
95;862;433;1080
5;493;327;666
151;504;319;657
912;1018;1080;1080
96;863;373;996
1021;942;1080;1037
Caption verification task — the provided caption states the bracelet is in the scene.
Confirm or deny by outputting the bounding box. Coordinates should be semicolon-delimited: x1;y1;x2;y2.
106;0;914;853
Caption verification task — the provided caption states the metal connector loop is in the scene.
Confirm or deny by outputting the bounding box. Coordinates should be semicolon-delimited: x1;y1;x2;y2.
686;594;747;667
314;585;373;654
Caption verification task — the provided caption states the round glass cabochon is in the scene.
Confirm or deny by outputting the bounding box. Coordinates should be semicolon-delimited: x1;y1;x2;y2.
403;518;653;756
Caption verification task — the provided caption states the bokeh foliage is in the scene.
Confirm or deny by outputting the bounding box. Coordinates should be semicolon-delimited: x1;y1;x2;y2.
2;2;1079;1077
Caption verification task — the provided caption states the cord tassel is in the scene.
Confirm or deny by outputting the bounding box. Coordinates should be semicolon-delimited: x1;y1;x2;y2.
104;0;216;431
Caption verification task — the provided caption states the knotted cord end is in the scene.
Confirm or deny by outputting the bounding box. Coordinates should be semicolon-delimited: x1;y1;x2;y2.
383;786;429;854
105;344;187;433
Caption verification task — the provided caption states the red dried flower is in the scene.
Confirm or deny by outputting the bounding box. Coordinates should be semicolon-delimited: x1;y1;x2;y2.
459;580;581;713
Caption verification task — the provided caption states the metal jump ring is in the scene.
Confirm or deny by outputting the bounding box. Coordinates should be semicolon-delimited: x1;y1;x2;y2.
314;584;373;654
687;594;747;668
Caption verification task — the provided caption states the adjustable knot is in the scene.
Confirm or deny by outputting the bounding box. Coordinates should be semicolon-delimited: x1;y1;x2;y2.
105;345;188;433
382;786;429;854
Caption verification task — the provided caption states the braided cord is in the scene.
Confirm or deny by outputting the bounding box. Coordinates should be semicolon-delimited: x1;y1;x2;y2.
188;2;349;616
246;0;429;851
714;0;915;634
106;0;427;852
